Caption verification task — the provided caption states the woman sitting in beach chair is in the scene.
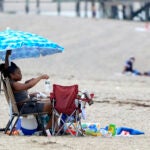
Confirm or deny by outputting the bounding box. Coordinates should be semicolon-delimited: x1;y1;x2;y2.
0;50;53;130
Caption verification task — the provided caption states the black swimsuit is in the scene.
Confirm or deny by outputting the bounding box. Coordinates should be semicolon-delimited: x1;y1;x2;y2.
11;80;44;114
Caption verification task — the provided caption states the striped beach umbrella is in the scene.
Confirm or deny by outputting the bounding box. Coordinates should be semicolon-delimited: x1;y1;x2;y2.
0;28;64;60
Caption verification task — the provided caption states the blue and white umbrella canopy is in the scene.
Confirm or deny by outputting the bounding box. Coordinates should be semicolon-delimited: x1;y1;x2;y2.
0;29;64;60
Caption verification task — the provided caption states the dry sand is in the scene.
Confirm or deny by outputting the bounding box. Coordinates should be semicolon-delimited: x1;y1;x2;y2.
0;13;150;150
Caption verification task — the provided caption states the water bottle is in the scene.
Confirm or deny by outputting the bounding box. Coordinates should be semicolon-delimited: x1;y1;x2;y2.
45;79;51;93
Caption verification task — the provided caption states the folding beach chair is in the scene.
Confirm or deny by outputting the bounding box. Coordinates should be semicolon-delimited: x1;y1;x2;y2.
50;84;93;136
2;77;49;136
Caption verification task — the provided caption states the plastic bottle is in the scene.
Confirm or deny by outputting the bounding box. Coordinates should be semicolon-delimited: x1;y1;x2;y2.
108;124;116;136
45;79;51;93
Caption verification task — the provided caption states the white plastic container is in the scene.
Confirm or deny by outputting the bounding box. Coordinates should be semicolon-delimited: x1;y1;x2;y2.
21;115;38;135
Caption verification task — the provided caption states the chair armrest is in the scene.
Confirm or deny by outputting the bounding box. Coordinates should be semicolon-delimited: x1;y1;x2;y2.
16;98;40;106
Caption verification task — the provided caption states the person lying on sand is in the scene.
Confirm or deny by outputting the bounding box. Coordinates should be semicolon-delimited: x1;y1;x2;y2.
122;57;142;76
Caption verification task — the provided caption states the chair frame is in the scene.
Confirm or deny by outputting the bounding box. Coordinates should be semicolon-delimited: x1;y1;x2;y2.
51;99;83;136
2;76;48;136
50;84;90;136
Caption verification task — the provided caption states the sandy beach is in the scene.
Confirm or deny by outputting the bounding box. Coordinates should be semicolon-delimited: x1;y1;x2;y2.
0;13;150;150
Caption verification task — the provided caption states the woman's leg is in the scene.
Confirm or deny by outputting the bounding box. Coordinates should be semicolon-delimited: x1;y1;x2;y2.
42;101;52;113
39;101;58;131
42;102;53;129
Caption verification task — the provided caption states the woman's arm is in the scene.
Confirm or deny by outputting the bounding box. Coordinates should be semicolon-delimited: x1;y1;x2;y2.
12;74;49;91
5;50;12;69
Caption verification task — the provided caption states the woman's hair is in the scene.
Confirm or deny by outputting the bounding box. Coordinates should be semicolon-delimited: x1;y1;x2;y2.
0;62;19;78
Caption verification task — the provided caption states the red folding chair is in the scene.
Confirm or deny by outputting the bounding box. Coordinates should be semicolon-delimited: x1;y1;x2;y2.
50;84;92;136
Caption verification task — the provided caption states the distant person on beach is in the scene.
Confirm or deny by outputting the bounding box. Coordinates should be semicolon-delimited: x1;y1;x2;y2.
122;57;142;76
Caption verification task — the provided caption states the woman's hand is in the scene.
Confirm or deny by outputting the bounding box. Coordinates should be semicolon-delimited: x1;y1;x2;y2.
5;50;12;69
40;74;49;80
6;50;12;56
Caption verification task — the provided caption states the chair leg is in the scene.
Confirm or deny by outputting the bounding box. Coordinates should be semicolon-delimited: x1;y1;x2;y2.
51;100;56;136
55;117;66;136
4;120;11;134
75;110;84;136
5;115;15;134
65;110;84;136
51;110;62;136
35;102;47;136
36;116;42;130
9;116;19;135
56;112;77;136
51;110;56;135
